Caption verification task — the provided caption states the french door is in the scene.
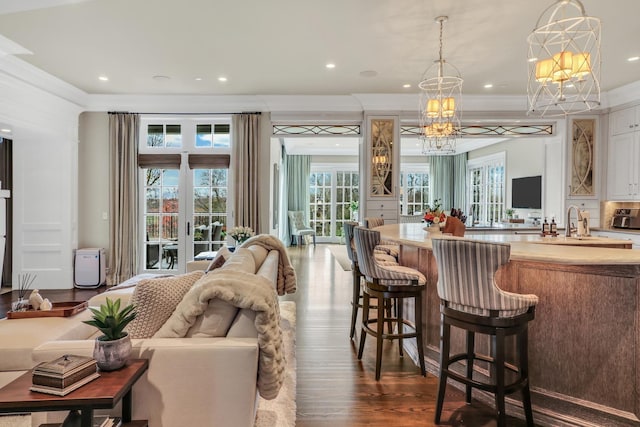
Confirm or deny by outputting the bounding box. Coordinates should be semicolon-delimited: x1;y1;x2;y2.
140;119;231;273
309;166;359;243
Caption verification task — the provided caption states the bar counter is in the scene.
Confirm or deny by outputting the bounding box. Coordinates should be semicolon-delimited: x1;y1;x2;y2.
377;223;640;427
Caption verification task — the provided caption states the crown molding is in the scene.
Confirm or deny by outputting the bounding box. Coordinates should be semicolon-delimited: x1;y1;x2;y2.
603;80;640;111
0;55;87;107
83;94;270;113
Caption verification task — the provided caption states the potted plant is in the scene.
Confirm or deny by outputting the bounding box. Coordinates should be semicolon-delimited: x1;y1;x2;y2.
505;209;515;220
83;298;136;371
349;200;359;221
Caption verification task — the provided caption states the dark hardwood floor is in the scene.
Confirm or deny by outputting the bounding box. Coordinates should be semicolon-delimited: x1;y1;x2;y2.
0;244;532;426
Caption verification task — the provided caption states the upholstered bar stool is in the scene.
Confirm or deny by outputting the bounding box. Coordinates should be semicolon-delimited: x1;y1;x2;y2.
431;238;538;427
353;226;426;380
344;222;396;339
364;217;400;259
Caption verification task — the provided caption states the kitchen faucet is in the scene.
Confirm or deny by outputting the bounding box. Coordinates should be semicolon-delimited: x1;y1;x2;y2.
565;205;582;237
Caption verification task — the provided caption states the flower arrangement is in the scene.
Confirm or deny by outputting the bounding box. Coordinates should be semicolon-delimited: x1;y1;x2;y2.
424;199;446;225
228;226;255;245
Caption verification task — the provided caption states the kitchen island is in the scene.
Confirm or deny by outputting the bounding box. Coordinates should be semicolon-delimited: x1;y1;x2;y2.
377;223;640;427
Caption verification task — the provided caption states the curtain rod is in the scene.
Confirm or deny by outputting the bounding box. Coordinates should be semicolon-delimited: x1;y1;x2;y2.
108;111;262;115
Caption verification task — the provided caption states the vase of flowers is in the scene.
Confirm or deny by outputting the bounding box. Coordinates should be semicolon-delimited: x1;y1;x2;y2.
228;226;255;246
424;199;446;234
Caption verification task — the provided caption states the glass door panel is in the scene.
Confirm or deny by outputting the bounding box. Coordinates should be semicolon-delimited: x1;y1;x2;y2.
144;168;179;270
192;168;228;258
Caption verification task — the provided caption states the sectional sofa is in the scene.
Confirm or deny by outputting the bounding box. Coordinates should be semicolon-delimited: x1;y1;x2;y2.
0;236;294;427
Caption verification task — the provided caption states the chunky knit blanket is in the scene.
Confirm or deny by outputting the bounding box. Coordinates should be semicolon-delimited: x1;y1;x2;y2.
154;269;285;400
240;234;297;295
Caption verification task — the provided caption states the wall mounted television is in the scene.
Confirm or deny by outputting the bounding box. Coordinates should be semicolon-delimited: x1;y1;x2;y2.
511;175;542;209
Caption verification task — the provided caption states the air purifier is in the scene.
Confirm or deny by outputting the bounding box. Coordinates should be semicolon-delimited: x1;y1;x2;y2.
74;248;106;288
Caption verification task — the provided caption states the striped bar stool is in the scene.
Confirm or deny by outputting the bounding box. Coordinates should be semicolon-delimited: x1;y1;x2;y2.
364;217;400;260
431;238;538;427
353;226;426;380
344;222;397;339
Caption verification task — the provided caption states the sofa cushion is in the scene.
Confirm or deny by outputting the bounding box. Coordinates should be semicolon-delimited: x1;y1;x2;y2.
219;248;256;274
127;271;205;339
0;310;95;371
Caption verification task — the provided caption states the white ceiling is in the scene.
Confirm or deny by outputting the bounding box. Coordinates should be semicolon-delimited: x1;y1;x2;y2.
0;0;638;98
0;0;636;155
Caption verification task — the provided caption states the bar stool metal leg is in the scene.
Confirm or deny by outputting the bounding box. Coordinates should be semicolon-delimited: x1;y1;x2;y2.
466;330;475;404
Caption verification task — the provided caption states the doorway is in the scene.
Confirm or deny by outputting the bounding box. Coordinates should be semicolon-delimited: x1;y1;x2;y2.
0;137;12;289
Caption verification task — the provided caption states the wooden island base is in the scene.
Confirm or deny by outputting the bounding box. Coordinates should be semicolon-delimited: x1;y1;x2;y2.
378;223;640;427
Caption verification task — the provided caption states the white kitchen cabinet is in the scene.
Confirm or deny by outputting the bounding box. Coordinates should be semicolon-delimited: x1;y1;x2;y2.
608;106;640;200
365;201;398;224
610;106;640;135
591;229;639;249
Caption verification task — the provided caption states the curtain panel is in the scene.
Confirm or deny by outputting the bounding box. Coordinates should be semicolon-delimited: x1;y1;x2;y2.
284;152;310;245
429;153;467;212
0;138;12;286
108;113;139;286
232;114;260;233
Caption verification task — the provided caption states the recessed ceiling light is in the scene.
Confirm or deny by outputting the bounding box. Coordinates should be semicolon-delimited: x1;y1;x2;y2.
335;143;340;146
628;56;640;62
528;57;538;63
1;128;10;133
326;63;336;69
484;84;493;89
98;76;109;81
218;77;227;82
403;84;411;88
152;75;170;81
195;77;203;81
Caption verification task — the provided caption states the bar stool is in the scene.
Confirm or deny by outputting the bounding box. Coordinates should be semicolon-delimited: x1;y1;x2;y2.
343;222;397;339
353;226;426;380
364;217;399;259
431;238;538;427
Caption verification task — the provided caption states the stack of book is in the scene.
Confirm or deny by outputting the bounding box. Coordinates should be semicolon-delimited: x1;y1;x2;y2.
93;415;122;427
30;354;100;396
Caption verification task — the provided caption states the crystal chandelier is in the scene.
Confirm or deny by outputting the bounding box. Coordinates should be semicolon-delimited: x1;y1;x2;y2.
527;0;601;116
419;16;463;155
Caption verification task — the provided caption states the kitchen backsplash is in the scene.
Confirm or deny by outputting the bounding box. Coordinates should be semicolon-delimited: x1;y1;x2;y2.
601;201;640;229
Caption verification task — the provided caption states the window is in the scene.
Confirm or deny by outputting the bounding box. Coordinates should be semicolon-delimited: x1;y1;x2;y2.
467;153;506;225
400;168;430;215
140;117;231;272
309;166;359;242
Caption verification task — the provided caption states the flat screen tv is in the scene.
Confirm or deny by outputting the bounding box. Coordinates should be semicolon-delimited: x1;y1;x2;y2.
511;175;542;209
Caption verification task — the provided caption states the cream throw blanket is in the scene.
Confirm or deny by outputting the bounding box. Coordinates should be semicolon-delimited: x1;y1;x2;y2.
240;234;297;295
154;270;286;400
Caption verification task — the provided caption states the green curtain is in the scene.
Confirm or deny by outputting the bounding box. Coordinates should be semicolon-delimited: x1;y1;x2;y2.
283;151;310;244
429;155;454;210
428;153;467;212
452;153;468;211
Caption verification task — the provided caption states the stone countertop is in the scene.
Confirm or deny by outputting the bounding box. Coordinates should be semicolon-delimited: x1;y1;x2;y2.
376;223;640;265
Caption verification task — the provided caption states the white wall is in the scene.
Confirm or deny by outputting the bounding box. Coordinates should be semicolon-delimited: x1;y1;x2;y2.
78;112;109;251
0;70;82;289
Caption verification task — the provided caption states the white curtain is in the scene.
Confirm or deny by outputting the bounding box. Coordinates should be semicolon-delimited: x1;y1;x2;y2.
108;113;139;285
232;114;261;233
282;150;310;246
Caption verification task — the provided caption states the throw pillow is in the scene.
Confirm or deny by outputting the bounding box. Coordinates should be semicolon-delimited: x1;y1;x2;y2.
185;299;239;337
219;247;256;274
126;270;205;339
206;246;231;273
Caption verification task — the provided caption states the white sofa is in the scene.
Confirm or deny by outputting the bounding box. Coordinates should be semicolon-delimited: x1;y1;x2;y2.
0;244;282;427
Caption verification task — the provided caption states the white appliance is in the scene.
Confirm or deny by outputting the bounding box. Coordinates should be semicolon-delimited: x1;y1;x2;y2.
74;248;106;288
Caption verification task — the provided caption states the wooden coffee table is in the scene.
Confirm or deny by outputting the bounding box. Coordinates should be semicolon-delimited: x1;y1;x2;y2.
0;358;149;427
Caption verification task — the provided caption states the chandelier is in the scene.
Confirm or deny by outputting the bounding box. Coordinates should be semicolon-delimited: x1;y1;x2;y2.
419;16;463;155
527;0;601;117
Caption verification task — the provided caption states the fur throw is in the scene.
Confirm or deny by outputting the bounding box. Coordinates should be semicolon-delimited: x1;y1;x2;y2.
240;234;297;295
154;269;285;400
